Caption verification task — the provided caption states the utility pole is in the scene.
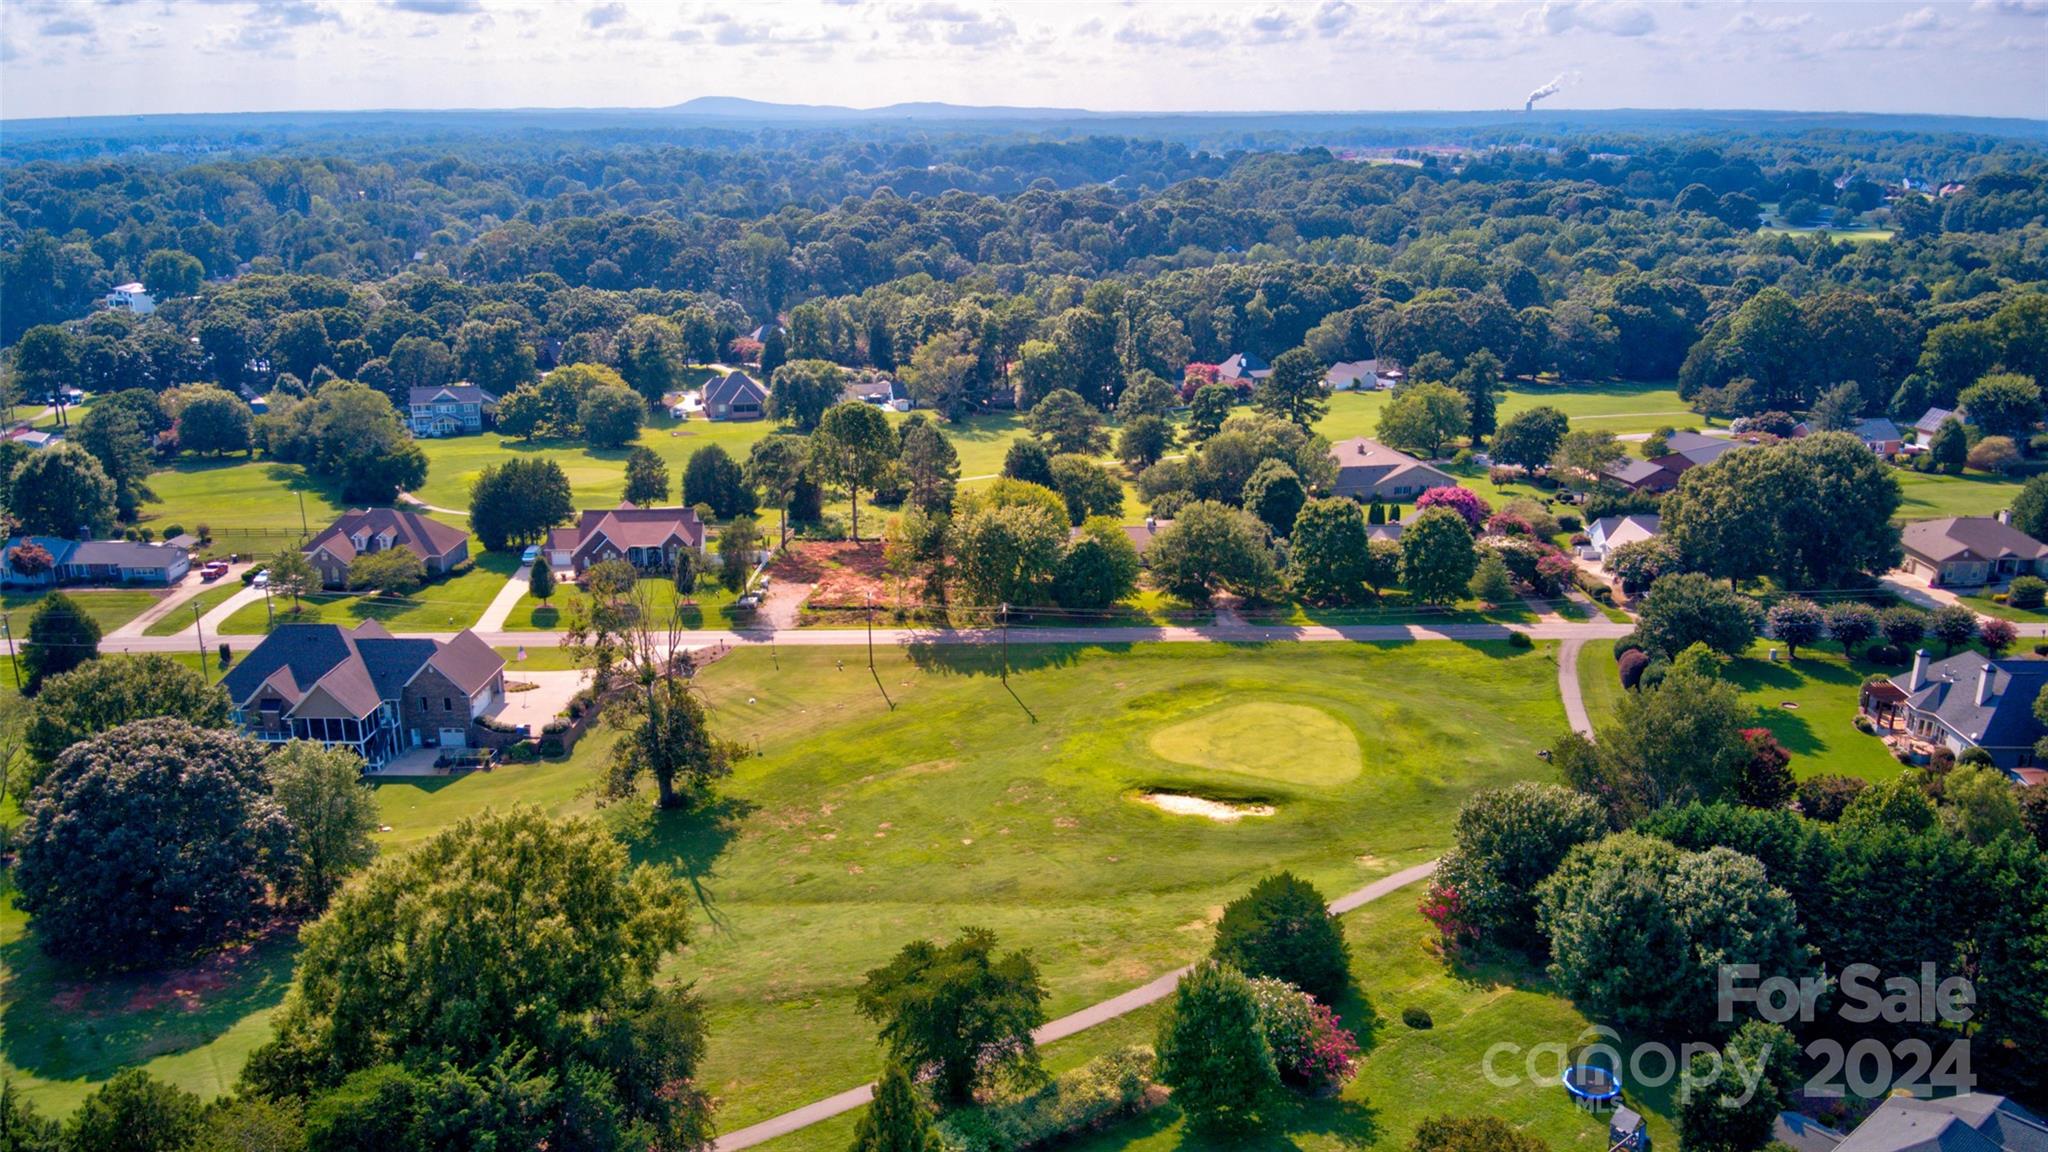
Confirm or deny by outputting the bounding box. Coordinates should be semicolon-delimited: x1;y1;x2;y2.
865;592;874;673
1;613;18;692
194;601;209;681
297;490;309;539
1000;602;1009;684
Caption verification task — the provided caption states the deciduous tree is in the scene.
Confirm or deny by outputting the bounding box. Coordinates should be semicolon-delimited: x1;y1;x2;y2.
857;927;1047;1104
813;402;896;540
1400;506;1477;606
268;741;379;911
24;654;229;772
469;458;574;552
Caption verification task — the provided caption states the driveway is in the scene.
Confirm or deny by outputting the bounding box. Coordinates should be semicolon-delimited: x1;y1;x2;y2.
476;563;534;631
487;669;588;733
106;562;254;640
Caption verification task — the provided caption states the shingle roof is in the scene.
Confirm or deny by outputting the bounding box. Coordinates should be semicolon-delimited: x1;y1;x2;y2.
429;629;506;695
1854;416;1903;443
1326;437;1455;498
408;384;498;406
66;539;188;566
548;503;706;561
1603;457;1672;486
305;508;469;566
1217;352;1270;380
1833;1094;2048;1152
1914;407;1960;435
1894;651;2048;750
220;623;361;710
220;621;501;721
1589;514;1661;548
704;370;767;408
1666;430;1738;465
1901;517;2048;565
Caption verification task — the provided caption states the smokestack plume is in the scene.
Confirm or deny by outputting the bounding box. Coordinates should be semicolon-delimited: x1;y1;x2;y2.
1524;71;1576;112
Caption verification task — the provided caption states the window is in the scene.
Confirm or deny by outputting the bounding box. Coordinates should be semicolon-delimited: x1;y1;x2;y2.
443;697;453;712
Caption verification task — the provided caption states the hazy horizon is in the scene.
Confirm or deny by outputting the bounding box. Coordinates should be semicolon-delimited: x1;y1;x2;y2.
3;0;2045;124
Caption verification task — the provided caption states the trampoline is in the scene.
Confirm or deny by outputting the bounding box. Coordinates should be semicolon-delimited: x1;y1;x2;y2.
1563;1063;1623;1108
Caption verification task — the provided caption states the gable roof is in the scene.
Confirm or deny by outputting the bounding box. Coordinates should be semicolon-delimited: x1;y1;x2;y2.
843;377;897;403
1901;517;2048;565
408;384;499;407
1589;514;1661;548
1914;407;1961;435
1834;1094;2047;1152
704;370;767;408
1665;430;1739;466
1326;436;1456;497
1217;352;1270;380
1853;416;1903;443
1325;360;1380;387
547;502;706;561
220;621;502;720
1893;651;2048;751
305;508;469;566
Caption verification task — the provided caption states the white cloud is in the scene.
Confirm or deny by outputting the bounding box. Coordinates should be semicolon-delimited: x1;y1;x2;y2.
1830;6;1951;50
388;0;480;13
1537;0;1657;37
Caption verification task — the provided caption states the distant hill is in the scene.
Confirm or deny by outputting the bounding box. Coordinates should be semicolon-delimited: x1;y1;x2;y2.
664;97;1104;122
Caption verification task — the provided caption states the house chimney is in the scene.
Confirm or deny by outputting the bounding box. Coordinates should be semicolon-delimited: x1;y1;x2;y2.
1977;663;1994;707
1998;509;2011;525
1909;649;1930;692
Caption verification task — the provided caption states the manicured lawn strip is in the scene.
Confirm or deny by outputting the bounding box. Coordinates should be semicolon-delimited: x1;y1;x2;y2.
0;732;614;1116
141;583;246;636
1725;643;1908;783
1959;588;2048;623
216;556;512;636
675;641;1565;1129
1577;638;1627;727
500;576;745;632
493;645;582;671
1;589;161;634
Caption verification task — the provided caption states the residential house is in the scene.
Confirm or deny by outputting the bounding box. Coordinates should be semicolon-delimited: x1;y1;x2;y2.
843;376;904;409
1327;437;1457;502
547;502;706;578
1664;430;1739;466
1869;649;2048;771
4;428;61;451
1899;516;2048;587
702;370;767;421
1602;456;1684;493
1;536;191;588
1366;522;1404;544
1792;1091;2046;1151
1216;352;1272;385
303;508;471;590
1325;359;1401;391
220;621;507;766
746;323;786;343
1850;416;1904;454
104;282;156;315
1913;406;1962;438
406;384;499;438
1583;514;1660;562
1071;518;1169;559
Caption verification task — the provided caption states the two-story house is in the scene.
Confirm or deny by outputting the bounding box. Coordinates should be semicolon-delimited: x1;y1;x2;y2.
407;384;500;437
220;621;507;767
303;508;471;589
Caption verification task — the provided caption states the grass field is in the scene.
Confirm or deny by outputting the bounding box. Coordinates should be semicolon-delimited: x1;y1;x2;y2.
672;641;1565;1130
1;640;1566;1124
753;877;1676;1152
215;552;516;636
143;457;340;540
499;575;745;631
1959;587;2048;623
1;589;161;635
1314;381;1698;446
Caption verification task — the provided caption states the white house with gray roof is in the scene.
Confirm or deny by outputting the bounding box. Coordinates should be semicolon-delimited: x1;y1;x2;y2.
1795;1093;2047;1152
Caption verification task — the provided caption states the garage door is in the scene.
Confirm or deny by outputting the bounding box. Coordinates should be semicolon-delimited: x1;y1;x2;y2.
438;728;467;749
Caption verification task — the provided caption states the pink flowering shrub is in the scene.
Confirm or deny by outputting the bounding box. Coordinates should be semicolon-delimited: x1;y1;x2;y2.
1419;878;1474;956
1247;977;1360;1090
1415;485;1490;531
1485;511;1534;537
1535;551;1578;597
1179;363;1220;400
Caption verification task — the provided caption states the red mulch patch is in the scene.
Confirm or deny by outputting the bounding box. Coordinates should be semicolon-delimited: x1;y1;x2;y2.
769;540;921;608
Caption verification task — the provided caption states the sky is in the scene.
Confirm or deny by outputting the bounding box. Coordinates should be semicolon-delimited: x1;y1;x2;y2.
1;0;2044;122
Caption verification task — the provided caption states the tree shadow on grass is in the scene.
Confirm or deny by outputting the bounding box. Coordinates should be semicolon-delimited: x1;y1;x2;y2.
607;796;755;934
902;639;1117;677
0;917;299;1083
1112;1093;1380;1152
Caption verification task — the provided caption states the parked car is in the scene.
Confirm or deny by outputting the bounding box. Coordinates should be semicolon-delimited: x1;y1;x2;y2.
521;545;540;565
251;571;269;588
200;561;229;581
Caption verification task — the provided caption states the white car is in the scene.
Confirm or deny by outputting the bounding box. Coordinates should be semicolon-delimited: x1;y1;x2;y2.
522;545;540;565
251;571;270;588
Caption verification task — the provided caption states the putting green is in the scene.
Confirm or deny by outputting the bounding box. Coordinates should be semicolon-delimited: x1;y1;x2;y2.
1147;701;1362;787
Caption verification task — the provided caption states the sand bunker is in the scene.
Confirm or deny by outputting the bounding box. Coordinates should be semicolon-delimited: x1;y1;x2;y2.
1139;792;1276;822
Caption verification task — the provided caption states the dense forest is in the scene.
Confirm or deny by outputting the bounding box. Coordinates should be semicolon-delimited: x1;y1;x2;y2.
2;119;2046;446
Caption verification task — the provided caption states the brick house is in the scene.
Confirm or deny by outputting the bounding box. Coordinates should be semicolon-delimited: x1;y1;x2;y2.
220;621;506;767
303;508;471;589
546;502;706;578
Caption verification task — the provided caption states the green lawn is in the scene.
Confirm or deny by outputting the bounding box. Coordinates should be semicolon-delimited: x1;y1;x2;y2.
143;456;340;541
674;641;1565;1131
1578;639;1903;782
216;552;516;636
0;730;618;1116
1893;468;2024;520
1313;381;1698;447
500;575;746;632
1959;587;2048;623
1;589;161;635
141;582;246;637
